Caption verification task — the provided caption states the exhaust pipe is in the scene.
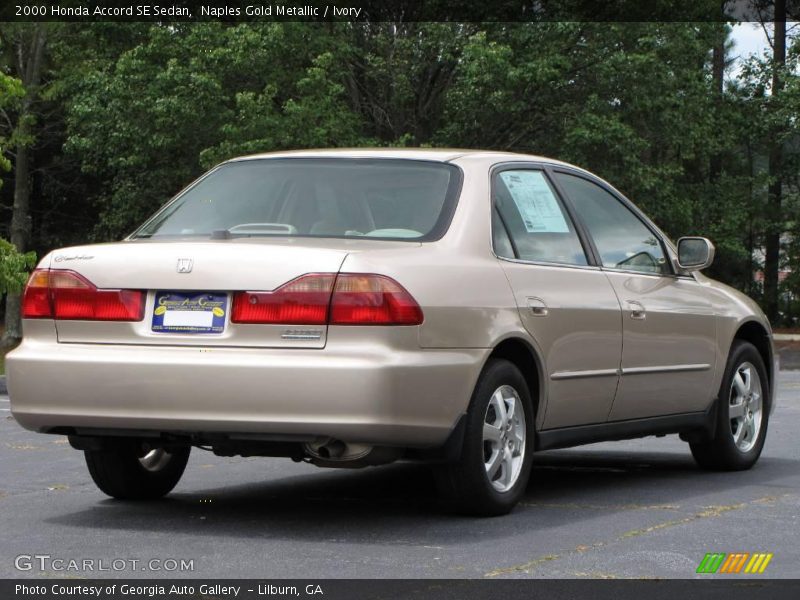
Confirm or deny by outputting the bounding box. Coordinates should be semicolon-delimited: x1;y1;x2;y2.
315;439;346;459
303;437;403;468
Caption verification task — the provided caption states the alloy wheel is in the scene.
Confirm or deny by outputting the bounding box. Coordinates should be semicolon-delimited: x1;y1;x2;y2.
729;361;763;453
482;385;526;492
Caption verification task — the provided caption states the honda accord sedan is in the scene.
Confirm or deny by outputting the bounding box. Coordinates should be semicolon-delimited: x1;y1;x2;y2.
7;149;775;515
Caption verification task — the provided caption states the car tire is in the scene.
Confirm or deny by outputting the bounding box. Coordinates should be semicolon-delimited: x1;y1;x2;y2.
690;340;769;471
84;442;190;500
435;358;534;516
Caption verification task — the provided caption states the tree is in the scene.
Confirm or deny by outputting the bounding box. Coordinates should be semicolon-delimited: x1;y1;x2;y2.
439;23;743;237
0;71;34;299
0;24;48;346
734;1;800;324
763;0;788;321
63;23;373;238
0;70;24;172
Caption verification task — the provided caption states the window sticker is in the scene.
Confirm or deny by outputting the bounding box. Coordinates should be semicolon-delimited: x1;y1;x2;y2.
499;171;569;233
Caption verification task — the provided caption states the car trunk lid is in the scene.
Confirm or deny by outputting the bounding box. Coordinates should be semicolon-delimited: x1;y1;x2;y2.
45;239;364;348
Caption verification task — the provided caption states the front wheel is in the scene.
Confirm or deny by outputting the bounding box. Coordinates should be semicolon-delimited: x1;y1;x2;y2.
85;442;191;500
435;358;534;516
690;341;769;471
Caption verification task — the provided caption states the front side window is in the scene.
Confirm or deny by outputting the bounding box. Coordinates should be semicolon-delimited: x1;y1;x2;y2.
133;159;461;241
492;169;588;266
555;173;668;275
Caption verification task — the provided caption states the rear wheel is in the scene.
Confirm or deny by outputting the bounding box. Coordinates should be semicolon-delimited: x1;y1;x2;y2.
690;341;769;471
435;358;534;516
85;442;190;500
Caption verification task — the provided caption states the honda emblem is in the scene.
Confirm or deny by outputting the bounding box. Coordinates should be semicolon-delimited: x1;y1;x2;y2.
176;258;193;273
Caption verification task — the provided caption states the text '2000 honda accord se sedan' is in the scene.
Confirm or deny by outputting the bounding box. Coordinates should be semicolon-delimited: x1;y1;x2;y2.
7;149;775;515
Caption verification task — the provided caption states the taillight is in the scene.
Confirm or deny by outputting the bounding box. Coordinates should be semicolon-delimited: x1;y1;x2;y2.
21;270;51;318
21;269;145;321
330;274;423;325
232;273;423;326
232;273;336;325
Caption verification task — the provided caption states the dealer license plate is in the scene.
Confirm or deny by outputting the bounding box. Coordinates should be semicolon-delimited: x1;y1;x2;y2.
151;291;227;334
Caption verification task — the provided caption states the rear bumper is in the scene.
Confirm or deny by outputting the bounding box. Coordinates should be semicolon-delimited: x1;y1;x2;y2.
7;339;486;448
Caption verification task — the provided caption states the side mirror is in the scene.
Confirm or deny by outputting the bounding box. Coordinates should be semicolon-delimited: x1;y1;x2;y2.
677;237;715;271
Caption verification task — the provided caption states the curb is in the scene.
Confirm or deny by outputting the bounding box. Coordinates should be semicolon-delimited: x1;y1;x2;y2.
774;333;800;341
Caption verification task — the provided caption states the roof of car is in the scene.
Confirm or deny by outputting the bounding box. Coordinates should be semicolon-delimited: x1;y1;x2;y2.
230;148;566;165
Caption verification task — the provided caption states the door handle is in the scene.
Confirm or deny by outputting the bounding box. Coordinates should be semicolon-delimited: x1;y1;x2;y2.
626;300;646;320
526;297;548;317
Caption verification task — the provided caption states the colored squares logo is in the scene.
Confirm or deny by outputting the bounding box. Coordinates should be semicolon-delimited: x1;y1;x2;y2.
697;553;773;574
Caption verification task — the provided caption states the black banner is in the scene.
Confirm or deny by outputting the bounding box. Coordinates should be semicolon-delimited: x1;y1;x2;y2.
2;0;799;23
4;579;800;600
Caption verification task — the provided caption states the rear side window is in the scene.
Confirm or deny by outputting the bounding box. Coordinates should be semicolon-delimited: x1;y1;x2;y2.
134;159;462;241
554;173;669;275
492;169;588;266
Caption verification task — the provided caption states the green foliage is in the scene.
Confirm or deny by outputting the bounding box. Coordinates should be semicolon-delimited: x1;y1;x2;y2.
733;34;800;318
200;50;368;167
0;71;24;173
0;238;35;294
0;62;32;294
61;23;376;237
439;24;731;229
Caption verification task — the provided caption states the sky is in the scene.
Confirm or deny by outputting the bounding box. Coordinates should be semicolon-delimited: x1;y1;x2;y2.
729;21;799;80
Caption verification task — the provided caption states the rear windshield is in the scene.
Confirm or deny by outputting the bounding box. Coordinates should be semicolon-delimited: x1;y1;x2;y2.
133;158;462;241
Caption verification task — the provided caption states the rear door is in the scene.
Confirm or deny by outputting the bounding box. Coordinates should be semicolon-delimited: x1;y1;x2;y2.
552;170;717;420
492;166;623;428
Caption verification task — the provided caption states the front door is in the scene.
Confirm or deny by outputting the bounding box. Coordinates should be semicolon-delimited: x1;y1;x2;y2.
553;170;717;421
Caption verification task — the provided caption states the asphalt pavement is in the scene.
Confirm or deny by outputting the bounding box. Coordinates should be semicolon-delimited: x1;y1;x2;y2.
0;371;798;580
